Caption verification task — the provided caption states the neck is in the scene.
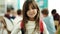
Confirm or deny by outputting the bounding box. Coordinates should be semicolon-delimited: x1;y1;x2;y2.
44;15;48;17
29;18;35;21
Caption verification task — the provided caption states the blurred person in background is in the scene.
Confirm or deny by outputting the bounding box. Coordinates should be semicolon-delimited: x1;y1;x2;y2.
13;9;23;26
4;8;12;19
0;16;8;34
41;9;56;34
3;6;14;34
11;9;23;34
4;6;16;20
51;9;60;30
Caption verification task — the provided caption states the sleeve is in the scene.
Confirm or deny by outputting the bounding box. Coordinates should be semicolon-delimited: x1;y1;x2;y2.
43;21;49;34
49;16;56;33
3;29;8;34
4;17;14;31
11;22;22;34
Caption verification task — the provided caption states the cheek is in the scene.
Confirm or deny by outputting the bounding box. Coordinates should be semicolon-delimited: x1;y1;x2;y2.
34;10;37;15
27;11;29;16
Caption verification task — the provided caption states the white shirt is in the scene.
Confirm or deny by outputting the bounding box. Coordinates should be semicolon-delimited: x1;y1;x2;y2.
25;21;36;34
13;16;22;26
11;20;49;34
3;17;14;32
11;21;21;34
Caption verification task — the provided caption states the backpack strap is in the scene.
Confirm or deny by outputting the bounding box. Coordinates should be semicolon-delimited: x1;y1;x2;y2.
40;20;44;34
20;21;24;29
20;21;24;34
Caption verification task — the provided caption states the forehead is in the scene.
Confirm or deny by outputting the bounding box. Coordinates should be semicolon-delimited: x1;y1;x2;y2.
28;3;37;9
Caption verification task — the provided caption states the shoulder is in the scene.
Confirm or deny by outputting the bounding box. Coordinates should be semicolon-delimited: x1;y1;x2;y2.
45;16;53;20
40;19;46;27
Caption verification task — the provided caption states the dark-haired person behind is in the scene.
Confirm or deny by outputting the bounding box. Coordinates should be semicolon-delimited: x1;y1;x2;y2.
4;7;14;34
4;7;15;20
51;9;60;21
51;9;60;30
4;8;12;19
41;9;56;34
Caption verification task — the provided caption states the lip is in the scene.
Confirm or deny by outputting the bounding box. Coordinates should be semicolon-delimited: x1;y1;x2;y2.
30;13;35;15
29;13;35;15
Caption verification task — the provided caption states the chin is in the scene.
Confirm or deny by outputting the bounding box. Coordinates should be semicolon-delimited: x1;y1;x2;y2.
30;16;35;18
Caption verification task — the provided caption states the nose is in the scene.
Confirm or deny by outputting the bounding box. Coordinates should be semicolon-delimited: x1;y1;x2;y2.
30;9;34;12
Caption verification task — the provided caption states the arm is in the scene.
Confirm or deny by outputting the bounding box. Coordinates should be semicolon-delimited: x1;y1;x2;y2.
3;17;14;31
49;16;56;33
43;21;49;34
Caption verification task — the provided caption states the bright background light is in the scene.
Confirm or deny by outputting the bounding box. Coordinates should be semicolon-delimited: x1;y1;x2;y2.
48;0;60;15
0;0;60;16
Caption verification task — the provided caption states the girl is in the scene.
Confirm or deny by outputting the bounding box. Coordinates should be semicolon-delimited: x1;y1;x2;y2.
21;0;49;34
11;0;49;34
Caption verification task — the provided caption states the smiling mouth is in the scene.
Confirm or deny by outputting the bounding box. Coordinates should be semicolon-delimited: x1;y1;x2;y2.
30;13;35;15
29;13;35;16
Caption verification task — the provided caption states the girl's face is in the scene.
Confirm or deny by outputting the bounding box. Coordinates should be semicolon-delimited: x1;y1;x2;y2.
27;6;37;19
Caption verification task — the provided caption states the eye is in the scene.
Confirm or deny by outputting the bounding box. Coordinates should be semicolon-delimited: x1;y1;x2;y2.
32;7;36;9
31;6;37;9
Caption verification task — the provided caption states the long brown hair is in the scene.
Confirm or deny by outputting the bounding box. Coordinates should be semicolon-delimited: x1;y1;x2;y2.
22;0;40;33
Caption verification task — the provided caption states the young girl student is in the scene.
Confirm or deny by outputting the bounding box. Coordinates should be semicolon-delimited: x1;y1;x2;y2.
21;0;49;34
11;0;49;34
